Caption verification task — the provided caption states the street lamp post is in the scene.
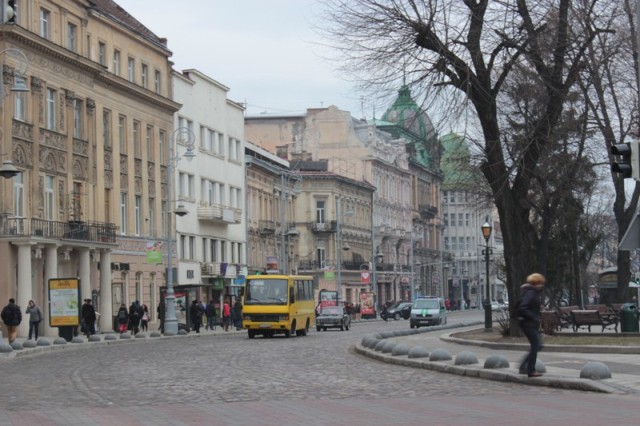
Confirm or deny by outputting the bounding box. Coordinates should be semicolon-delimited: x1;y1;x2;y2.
0;48;29;179
481;217;493;330
164;128;195;336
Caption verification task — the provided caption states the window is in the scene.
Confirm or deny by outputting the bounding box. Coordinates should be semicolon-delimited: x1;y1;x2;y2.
457;213;463;227
113;49;120;75
159;130;166;163
104;188;111;223
154;70;161;93
40;9;50;39
46;88;56;130
202;179;215;205
73;99;83;138
189;236;195;260
133;121;141;157
127;57;135;82
134;195;141;236
120;193;128;235
317;247;326;268
67;23;77;51
146;125;154;160
14;90;26;121
217;132;225;155
141;64;148;88
102;109;111;148
179;174;195;200
220;241;226;262
98;42;106;65
210;239;218;262
14;173;24;228
118;115;126;153
316;200;325;223
43;175;54;221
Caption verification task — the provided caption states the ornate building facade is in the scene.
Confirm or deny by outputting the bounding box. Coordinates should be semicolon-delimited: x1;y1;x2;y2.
0;0;178;337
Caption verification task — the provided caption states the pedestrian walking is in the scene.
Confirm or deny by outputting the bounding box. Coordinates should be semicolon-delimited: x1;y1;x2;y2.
116;303;129;333
25;300;42;340
157;300;165;333
81;299;97;338
1;298;22;344
128;300;144;335
140;304;149;332
222;300;231;331
516;273;545;377
190;300;204;333
232;299;243;330
205;300;217;330
381;304;388;321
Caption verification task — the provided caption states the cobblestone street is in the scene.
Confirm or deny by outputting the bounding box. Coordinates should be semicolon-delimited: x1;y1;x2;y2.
0;312;638;425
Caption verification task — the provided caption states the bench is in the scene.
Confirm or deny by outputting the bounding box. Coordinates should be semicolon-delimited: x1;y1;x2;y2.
558;306;579;330
571;309;618;333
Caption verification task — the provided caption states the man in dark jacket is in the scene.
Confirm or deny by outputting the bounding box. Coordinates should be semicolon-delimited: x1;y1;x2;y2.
81;299;97;337
190;300;204;333
205;301;216;331
1;298;22;343
517;273;545;377
128;300;144;335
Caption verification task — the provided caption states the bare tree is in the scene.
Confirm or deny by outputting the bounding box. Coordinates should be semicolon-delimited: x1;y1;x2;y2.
579;0;640;303
320;0;618;314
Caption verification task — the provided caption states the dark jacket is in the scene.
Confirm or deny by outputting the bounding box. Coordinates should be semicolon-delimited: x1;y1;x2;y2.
129;302;144;326
117;306;129;324
205;303;216;318
81;303;97;323
518;284;542;325
1;302;22;326
190;303;204;324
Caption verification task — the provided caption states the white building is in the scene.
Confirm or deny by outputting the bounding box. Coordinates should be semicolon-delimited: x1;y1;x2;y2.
440;133;505;308
171;69;246;307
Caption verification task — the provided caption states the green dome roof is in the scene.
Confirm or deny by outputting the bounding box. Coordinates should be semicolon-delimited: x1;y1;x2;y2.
440;133;480;189
380;85;438;168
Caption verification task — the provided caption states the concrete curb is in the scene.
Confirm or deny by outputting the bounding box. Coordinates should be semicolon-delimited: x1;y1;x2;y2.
355;323;622;394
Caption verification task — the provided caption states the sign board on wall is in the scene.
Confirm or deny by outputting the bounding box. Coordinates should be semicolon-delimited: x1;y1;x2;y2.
48;278;80;327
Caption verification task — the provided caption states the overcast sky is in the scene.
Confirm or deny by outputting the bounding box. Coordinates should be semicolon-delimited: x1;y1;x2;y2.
116;0;369;117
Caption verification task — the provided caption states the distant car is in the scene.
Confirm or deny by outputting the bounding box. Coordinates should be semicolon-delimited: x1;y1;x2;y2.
410;297;447;328
491;300;507;311
316;306;351;331
386;302;412;320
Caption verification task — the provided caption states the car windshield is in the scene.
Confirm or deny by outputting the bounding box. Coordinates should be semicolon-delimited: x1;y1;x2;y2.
413;299;439;309
321;307;342;315
244;279;288;305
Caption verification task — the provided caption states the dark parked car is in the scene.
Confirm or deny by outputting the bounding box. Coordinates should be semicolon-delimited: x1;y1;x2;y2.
316;306;351;331
385;302;412;320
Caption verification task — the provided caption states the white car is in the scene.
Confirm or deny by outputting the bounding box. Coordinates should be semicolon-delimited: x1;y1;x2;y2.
490;301;507;311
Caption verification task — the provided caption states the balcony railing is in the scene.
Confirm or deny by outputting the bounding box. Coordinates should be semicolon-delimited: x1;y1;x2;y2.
197;203;242;224
311;221;337;233
258;220;276;234
0;218;118;243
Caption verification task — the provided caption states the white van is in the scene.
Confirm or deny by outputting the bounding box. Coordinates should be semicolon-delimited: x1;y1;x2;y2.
410;297;447;328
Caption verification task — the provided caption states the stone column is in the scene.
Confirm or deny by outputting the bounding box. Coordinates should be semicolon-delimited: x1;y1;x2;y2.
99;249;113;333
43;244;60;336
78;247;91;301
15;242;34;338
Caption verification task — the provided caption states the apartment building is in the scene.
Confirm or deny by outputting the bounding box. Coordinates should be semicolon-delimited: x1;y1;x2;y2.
171;69;246;306
245;85;443;306
0;0;179;337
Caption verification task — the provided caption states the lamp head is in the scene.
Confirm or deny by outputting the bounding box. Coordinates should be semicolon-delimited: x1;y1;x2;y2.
10;76;29;93
342;242;351;251
174;204;188;217
0;160;20;179
182;147;196;162
481;217;492;240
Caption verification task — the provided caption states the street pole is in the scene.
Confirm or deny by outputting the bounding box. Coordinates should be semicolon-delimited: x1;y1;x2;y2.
481;218;493;330
164;128;195;336
410;227;415;301
336;196;342;305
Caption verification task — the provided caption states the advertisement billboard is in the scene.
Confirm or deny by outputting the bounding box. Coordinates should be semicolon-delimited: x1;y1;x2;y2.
48;278;80;327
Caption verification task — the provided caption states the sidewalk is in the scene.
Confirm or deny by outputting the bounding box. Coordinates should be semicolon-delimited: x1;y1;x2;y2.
0;324;245;359
356;321;640;394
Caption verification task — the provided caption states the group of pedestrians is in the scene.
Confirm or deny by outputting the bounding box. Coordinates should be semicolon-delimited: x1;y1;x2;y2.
2;295;245;343
115;300;148;335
